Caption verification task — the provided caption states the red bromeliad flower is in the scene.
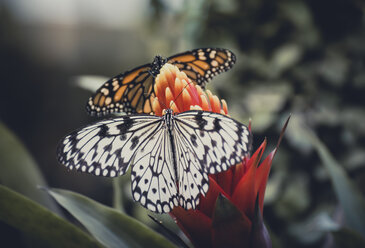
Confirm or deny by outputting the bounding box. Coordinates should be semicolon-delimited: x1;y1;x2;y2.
153;63;288;248
152;63;228;116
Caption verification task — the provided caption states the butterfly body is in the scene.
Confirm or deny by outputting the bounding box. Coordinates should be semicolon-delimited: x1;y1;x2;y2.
58;109;251;213
86;48;236;116
149;55;168;77
163;109;179;183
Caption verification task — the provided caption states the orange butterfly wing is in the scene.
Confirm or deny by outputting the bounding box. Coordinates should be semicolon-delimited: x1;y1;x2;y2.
86;64;155;116
168;48;236;89
86;48;236;116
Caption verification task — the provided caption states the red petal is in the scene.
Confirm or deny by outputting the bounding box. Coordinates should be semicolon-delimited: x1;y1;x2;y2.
221;99;228;114
170;207;212;248
232;140;267;190
214;167;234;195
232;158;248;191
249;139;267;169
200;94;212;112
199;176;232;217
186;81;200;105
231;140;266;218
256;116;290;214
174;77;185;110
231;160;257;218
182;89;192;112
211;195;252;248
250;195;272;248
165;87;174;108
211;95;221;113
256;149;275;215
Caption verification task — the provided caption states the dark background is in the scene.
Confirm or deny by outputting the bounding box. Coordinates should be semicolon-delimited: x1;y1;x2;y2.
1;0;364;247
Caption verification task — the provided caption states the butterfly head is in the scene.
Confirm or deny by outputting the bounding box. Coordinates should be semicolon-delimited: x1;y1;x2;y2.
163;108;174;131
164;108;174;115
150;55;168;77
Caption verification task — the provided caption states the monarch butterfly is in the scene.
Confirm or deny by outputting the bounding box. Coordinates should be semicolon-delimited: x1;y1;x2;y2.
86;48;236;116
57;108;252;213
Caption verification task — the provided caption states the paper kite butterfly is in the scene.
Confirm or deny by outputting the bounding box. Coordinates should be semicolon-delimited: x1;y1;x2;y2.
57;109;252;213
86;48;236;116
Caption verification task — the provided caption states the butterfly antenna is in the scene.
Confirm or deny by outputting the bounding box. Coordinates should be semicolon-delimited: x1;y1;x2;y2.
147;70;155;78
169;80;193;110
144;93;168;111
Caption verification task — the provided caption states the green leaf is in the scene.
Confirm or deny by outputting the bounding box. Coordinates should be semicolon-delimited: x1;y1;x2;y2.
0;122;60;214
332;228;365;248
46;188;176;248
148;215;190;248
112;177;125;212
288;211;340;244
0;185;103;248
301;125;365;237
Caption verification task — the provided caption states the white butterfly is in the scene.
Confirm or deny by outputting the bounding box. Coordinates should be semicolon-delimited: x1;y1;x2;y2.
57;109;252;213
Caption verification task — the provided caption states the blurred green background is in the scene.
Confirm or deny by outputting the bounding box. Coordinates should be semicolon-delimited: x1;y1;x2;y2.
1;0;364;247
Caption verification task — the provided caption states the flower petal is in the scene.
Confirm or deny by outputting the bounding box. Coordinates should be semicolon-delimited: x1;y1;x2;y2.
173;77;184;110
152;63;226;114
233;139;266;190
221;99;228;114
232;157;248;191
212;194;252;248
185;80;200;105
212;167;234;195
199;176;231;217
250;195;272;248
255;149;275;215
256;115;290;213
231;139;267;218
170;207;212;248
199;94;211;111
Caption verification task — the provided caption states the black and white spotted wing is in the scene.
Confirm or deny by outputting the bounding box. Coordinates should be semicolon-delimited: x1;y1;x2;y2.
57;110;252;213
